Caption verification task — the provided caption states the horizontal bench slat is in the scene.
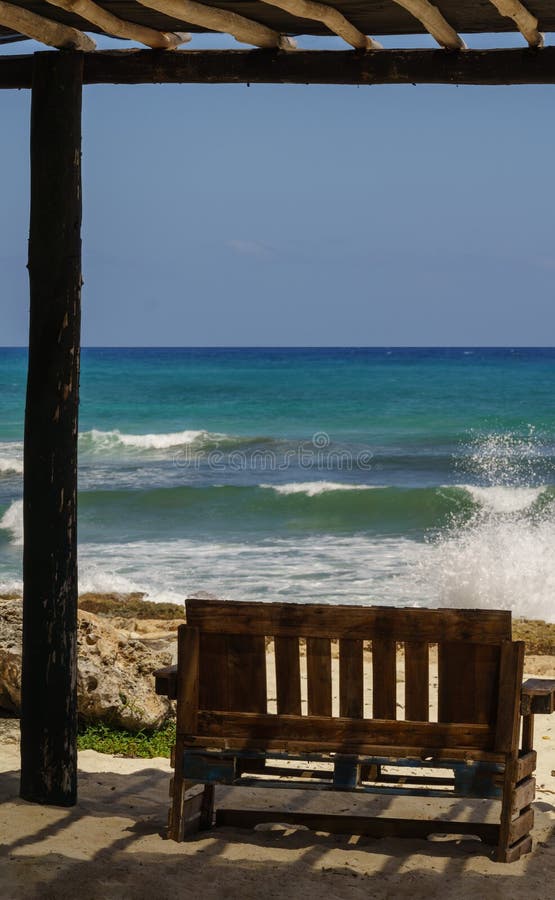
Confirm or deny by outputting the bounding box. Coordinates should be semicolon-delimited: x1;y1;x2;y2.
186;598;511;642
191;710;495;751
215;809;501;844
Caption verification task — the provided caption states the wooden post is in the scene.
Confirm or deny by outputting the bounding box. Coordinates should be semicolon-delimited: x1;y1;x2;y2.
20;50;83;806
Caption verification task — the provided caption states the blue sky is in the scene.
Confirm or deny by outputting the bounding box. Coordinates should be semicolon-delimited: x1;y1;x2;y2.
1;31;554;346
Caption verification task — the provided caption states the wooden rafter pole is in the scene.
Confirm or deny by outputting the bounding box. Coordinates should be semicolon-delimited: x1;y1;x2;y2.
389;0;466;49
257;0;381;50
20;50;83;807
0;0;95;49
135;0;296;49
45;0;191;49
487;0;543;47
2;49;555;90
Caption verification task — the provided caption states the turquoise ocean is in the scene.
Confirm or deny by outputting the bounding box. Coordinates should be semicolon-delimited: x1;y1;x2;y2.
1;347;554;620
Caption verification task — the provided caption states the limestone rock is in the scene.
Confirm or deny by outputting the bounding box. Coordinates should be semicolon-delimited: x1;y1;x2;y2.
0;597;175;731
0;599;21;714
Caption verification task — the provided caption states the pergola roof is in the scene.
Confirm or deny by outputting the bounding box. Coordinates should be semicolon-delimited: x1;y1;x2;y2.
0;0;553;52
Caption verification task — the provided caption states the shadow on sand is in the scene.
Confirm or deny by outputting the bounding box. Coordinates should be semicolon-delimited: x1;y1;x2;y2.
1;762;554;900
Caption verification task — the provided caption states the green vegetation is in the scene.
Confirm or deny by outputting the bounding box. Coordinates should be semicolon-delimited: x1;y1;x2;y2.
78;720;176;758
78;592;184;620
513;618;555;655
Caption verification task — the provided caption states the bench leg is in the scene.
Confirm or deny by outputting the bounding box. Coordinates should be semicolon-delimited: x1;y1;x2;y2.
168;781;215;841
168;737;216;841
497;755;535;863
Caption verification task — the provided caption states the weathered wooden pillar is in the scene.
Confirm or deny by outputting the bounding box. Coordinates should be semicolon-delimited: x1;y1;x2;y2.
20;51;83;806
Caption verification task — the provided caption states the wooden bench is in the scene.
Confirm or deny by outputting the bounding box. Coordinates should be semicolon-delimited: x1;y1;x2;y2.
155;598;554;862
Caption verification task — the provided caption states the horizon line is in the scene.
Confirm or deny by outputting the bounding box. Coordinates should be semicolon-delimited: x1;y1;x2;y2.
2;345;555;351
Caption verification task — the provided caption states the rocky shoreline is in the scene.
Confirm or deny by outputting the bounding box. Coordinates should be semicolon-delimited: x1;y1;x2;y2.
0;593;184;731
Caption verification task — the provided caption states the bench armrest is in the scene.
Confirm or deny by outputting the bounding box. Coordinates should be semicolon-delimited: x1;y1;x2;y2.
521;678;555;715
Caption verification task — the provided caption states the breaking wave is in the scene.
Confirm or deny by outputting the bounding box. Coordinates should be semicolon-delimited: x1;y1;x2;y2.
0;500;23;545
78;428;245;453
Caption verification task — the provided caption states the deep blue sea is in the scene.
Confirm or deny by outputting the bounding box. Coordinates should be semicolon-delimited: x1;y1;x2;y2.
1;347;555;619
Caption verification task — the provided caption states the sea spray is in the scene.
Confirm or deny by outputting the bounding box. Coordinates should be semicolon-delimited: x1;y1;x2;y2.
421;432;555;622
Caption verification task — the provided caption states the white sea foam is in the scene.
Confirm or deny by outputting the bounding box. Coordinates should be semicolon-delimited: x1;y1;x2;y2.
0;500;23;545
76;534;424;608
458;484;543;514
80;428;231;452
3;515;555;621
0;442;23;476
0;458;23;476
260;482;375;497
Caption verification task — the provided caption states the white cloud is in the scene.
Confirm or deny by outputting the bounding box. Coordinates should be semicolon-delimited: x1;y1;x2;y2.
227;239;274;259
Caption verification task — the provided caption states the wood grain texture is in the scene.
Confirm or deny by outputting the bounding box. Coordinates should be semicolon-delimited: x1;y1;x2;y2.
199;634;229;711
20;50;83;807
136;0;295;48
176;625;200;734
0;0;95;48
5;0;555;41
275;636;301;715
339;639;364;718
511;777;536;815
372;639;397;720
306;637;332;716
5;49;555;90
495;641;525;752
216;808;500;843
185;733;505;760
404;641;429;722
508;807;534;845
196;710;495;750
186;598;511;642
521;677;555;714
227;634;267;713
45;0;190;48
258;0;380;49
515;751;537;782
438;643;500;725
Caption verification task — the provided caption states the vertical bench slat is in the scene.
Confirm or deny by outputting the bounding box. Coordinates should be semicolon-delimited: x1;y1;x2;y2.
227;635;267;713
339;638;364;718
275;636;302;715
199;634;230;711
307;637;332;716
495;641;525;752
439;643;500;724
404;641;429;722
373;639;397;720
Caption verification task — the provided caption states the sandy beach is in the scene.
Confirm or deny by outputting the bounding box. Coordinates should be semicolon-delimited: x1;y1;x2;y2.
2;654;554;900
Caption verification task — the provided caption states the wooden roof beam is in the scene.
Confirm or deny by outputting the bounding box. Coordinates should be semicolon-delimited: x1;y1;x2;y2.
0;0;95;49
4;49;555;91
390;0;466;50
45;0;191;49
136;0;296;49
488;0;544;47
258;0;381;50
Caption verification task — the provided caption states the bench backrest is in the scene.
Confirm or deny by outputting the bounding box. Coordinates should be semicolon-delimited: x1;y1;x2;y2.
177;598;524;757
